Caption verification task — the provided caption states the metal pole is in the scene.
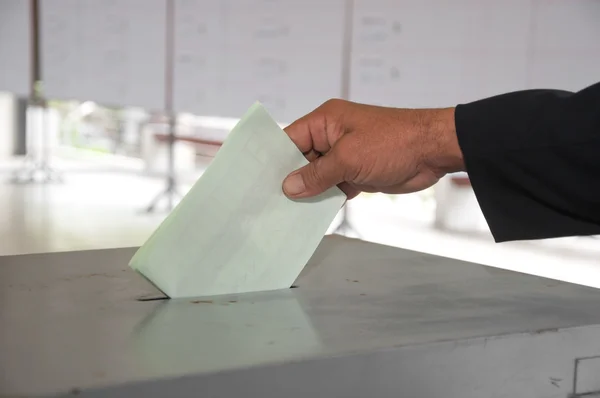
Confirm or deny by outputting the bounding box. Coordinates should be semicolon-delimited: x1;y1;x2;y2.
145;0;180;212
333;0;360;237
166;112;176;211
11;0;61;184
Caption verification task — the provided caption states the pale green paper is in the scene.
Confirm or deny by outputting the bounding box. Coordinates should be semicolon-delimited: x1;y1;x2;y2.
129;102;346;298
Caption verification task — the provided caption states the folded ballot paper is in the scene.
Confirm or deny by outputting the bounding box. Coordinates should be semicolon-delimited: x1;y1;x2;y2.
130;103;346;299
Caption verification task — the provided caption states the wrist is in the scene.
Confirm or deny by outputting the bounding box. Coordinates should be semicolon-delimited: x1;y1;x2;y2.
421;107;465;175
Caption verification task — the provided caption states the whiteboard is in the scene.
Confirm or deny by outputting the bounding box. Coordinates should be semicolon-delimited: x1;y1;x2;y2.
40;0;167;110
0;0;31;97
222;0;346;123
173;0;346;123
350;0;530;107
528;0;600;91
173;0;226;117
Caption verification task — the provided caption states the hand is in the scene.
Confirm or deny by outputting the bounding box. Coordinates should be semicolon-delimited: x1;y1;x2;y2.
282;99;464;200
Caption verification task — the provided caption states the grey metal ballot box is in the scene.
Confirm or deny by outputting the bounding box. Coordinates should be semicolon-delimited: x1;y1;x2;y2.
2;235;600;398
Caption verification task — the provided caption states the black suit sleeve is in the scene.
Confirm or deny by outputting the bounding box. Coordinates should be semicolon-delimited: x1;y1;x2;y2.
454;82;600;242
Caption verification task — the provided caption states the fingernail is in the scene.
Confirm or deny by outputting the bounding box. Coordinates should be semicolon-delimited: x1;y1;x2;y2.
283;173;305;196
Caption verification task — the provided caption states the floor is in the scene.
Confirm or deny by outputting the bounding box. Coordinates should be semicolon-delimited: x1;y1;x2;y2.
1;155;599;288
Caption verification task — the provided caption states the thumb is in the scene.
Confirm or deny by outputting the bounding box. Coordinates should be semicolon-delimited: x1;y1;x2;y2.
283;151;345;199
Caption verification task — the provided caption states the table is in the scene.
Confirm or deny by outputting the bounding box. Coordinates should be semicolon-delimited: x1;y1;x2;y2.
2;236;600;397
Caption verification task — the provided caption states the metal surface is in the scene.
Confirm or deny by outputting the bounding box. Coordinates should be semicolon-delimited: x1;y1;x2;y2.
145;0;180;213
2;236;600;397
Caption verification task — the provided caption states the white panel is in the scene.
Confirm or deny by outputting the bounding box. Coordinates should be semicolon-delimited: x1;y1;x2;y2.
529;54;600;92
173;0;226;116
350;0;530;107
221;0;346;123
0;0;31;97
464;0;530;100
173;0;346;121
529;0;600;91
39;0;83;101
40;0;167;110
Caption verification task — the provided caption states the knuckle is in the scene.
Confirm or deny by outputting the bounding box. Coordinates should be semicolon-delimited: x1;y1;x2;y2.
321;98;345;110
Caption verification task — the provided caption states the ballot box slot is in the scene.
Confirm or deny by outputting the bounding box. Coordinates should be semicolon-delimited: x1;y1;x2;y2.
136;294;169;302
135;285;299;301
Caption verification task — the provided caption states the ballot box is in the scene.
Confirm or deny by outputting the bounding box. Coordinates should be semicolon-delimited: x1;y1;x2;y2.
2;235;600;398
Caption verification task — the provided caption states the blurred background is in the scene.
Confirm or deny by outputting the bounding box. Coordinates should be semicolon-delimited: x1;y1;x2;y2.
0;0;599;286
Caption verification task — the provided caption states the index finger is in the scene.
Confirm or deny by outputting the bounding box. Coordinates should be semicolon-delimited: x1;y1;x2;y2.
284;105;336;157
284;114;315;155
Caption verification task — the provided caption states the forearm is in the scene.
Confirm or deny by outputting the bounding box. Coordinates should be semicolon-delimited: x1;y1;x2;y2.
419;107;465;176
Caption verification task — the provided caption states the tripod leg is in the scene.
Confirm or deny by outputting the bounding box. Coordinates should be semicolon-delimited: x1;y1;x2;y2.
143;112;181;214
144;184;182;213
